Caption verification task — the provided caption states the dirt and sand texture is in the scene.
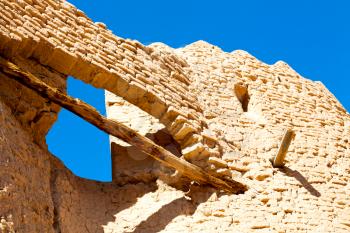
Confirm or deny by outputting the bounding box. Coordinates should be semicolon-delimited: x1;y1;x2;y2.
0;0;349;232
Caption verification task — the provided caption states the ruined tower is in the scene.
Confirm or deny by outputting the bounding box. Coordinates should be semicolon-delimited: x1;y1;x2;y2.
0;0;349;232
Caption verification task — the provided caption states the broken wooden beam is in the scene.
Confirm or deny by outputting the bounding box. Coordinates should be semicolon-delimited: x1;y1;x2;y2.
0;56;247;194
271;128;295;168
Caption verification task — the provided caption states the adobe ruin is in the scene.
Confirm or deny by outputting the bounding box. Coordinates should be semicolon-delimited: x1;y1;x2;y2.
0;0;349;232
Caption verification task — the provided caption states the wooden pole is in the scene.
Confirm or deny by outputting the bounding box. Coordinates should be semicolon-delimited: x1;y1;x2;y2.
272;129;294;168
0;56;247;194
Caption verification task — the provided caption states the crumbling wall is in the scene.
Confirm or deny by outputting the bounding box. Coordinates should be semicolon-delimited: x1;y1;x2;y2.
0;101;53;232
174;42;350;232
105;91;183;185
0;0;349;232
105;41;350;232
0;0;218;162
0;56;66;144
0;59;65;231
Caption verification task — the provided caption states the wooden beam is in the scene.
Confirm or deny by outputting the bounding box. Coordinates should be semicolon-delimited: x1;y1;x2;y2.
0;56;247;194
272;129;295;168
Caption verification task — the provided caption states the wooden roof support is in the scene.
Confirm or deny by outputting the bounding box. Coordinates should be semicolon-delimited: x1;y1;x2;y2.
0;56;247;194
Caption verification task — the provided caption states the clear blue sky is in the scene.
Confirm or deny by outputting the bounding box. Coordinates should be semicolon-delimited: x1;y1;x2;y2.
47;0;350;181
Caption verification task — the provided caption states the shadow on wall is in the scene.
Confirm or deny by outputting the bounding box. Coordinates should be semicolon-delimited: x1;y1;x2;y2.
52;155;218;233
130;185;217;233
280;167;321;197
50;159;157;233
234;82;250;112
111;128;183;185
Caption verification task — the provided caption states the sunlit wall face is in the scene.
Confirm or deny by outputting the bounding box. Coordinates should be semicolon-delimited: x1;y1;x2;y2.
69;0;349;113
47;0;349;182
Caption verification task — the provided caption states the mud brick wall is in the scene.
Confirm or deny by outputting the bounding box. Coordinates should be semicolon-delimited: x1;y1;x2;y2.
0;0;216;161
106;40;350;232
0;0;349;232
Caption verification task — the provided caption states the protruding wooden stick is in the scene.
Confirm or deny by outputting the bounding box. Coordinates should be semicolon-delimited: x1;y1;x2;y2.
272;129;295;168
0;56;247;194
